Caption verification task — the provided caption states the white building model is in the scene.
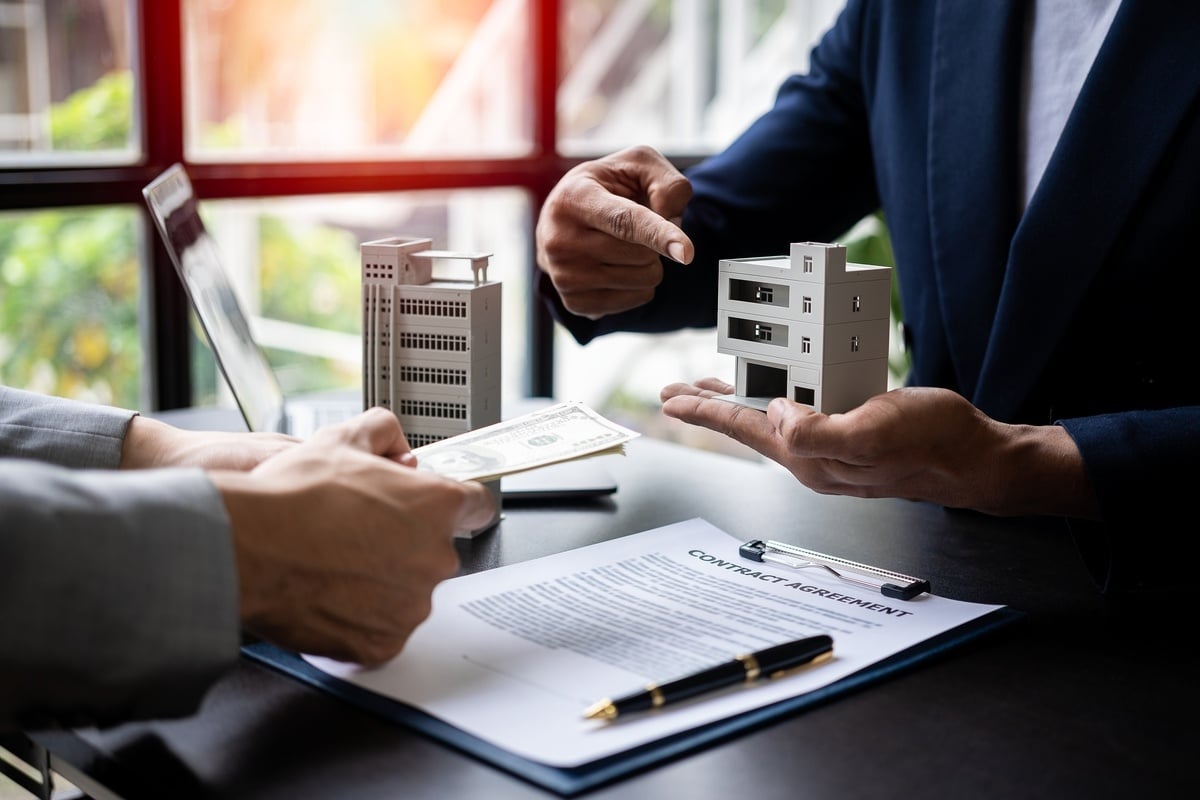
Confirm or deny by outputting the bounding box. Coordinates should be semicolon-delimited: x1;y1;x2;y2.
717;241;891;413
361;235;501;444
361;236;502;535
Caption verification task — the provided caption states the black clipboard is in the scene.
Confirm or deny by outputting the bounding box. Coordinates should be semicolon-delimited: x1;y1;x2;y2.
242;604;1022;796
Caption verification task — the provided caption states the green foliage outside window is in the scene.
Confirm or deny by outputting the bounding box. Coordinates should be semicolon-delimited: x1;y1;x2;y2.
48;71;135;151
252;214;364;394
0;207;140;407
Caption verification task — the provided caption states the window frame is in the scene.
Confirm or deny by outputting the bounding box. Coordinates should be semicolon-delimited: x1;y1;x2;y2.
0;0;571;410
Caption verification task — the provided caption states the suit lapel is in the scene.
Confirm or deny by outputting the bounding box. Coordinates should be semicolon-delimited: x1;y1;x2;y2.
976;2;1200;420
927;0;1026;400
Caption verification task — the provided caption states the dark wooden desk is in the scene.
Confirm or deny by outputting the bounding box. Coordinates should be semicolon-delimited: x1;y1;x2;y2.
25;422;1200;799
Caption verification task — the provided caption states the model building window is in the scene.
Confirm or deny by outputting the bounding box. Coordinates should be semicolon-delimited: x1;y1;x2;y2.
802;255;813;273
801;337;811;354
754;323;773;342
852;295;861;312
755;286;774;303
850;335;860;352
802;296;812;314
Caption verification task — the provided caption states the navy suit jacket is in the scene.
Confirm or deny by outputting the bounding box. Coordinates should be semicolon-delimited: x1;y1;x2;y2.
541;0;1200;595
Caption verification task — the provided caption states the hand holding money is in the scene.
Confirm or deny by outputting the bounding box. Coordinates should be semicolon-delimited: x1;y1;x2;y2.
411;401;640;483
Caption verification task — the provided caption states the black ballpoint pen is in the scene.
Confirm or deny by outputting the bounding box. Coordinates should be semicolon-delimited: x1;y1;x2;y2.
583;634;834;721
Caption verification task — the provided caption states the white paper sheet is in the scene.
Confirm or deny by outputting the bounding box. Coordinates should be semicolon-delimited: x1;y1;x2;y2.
305;518;1002;767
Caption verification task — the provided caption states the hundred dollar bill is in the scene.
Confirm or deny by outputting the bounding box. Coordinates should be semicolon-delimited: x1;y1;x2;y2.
411;400;640;483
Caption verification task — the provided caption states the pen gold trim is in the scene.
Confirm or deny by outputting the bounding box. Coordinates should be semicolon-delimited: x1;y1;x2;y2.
583;634;834;721
736;653;761;682
583;699;620;722
770;649;833;680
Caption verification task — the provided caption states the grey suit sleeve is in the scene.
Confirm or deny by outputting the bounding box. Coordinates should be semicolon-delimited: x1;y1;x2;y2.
0;385;135;467
0;387;241;731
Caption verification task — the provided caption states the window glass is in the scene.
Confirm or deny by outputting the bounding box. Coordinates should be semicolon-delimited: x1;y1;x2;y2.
183;0;531;160
0;206;141;406
0;0;135;165
193;189;531;412
559;0;844;155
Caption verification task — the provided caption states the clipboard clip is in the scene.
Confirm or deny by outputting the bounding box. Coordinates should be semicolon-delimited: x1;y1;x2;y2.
739;539;931;600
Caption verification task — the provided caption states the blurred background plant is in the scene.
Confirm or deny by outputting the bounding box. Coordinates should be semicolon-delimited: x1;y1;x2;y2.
46;70;131;150
0;204;138;406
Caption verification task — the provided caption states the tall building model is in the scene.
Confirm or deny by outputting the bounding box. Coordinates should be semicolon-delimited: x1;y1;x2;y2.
717;241;891;414
360;237;501;534
361;236;500;444
361;236;502;533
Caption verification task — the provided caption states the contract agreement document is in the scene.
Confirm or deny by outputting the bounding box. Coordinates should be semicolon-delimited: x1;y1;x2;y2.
303;518;1007;769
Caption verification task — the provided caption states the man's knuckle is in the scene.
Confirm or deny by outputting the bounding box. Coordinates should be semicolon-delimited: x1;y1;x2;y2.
537;230;569;262
603;206;640;241
625;144;659;163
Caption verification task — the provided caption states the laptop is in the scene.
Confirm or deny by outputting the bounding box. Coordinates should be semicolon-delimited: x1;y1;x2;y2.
143;163;360;438
142;164;617;499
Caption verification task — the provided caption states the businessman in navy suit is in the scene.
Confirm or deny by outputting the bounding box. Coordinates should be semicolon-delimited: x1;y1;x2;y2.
536;0;1198;595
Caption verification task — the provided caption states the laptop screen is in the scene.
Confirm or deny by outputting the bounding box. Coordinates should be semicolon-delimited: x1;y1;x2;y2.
143;164;287;433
